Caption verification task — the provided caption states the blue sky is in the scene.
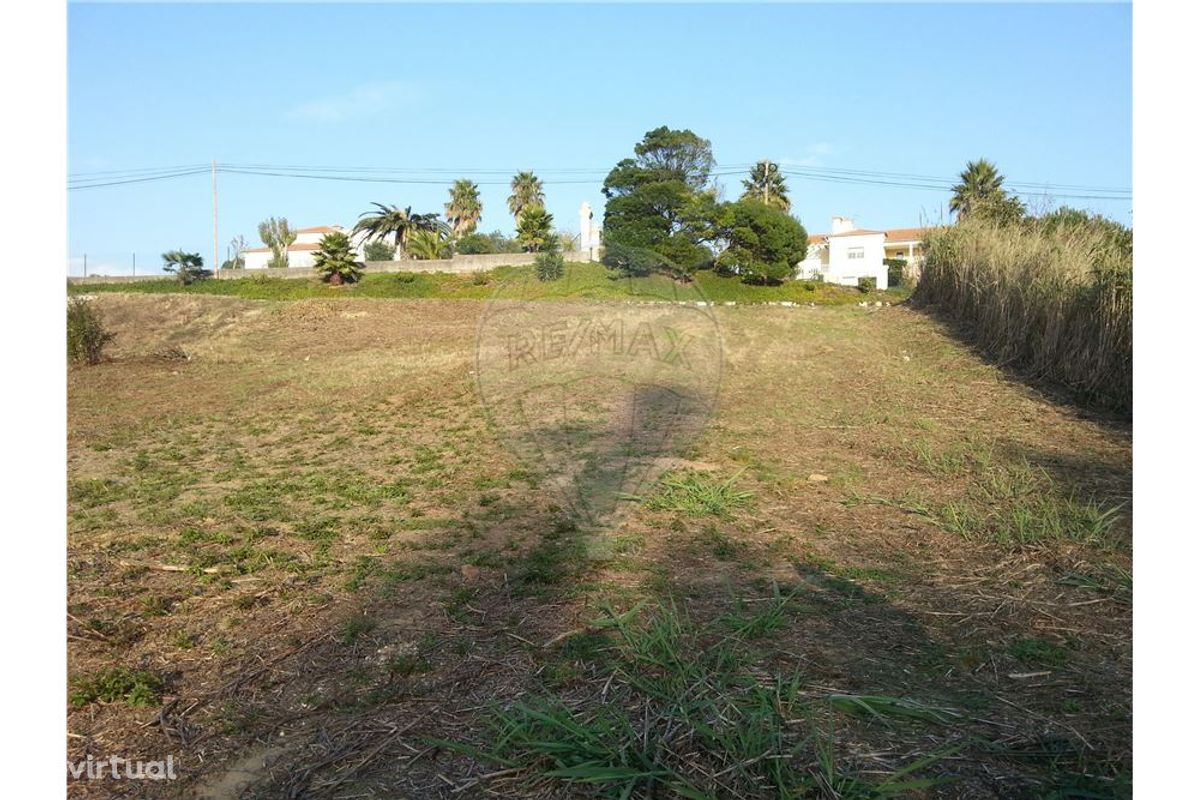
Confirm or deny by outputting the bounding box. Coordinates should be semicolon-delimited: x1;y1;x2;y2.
68;2;1131;275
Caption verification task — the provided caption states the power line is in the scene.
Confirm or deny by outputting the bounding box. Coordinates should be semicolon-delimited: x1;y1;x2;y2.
777;168;1130;201
217;165;750;186
222;162;680;176
68;167;212;190
777;164;1129;194
64;161;1131;200
216;160;1129;195
68;163;209;179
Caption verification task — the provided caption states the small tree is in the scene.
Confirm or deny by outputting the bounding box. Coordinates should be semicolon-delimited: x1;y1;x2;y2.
258;217;296;268
363;239;396;261
313;231;363;285
713;200;807;284
221;234;248;269
601;126;718;279
67;298;115;365
516;205;555;252
161;250;211;285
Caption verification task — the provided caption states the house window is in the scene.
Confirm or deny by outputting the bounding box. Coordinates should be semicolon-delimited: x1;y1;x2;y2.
847;247;864;260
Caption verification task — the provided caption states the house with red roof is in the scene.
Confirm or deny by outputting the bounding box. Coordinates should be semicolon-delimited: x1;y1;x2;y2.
798;217;929;289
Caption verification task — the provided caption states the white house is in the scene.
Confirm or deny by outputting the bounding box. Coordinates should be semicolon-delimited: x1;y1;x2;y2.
798;216;929;289
243;225;368;269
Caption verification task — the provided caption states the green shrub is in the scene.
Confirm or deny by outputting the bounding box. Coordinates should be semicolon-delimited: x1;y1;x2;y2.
857;276;877;293
885;258;908;287
67;298;115;365
457;230;521;255
535;251;565;282
70;667;163;708
363;239;396;261
469;270;491;286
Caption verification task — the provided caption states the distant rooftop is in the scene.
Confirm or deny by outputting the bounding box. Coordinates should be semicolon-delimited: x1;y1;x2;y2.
809;226;931;246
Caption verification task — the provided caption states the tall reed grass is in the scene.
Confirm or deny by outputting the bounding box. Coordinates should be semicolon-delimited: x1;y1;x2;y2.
912;214;1131;413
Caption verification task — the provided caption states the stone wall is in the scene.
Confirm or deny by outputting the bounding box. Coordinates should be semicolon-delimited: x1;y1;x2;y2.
67;251;591;285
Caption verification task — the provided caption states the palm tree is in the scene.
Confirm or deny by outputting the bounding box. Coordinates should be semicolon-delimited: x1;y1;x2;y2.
352;203;445;259
740;160;791;211
407;229;454;260
161;250;210;285
949;159;1007;220
515;205;555;252
507;171;544;222
445;179;483;237
313;231;363;285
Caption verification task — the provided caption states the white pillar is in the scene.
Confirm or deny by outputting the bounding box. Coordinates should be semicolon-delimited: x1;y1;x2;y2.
579;202;593;261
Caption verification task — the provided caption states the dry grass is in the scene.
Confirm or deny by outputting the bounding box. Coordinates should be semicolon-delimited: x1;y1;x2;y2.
912;217;1131;413
66;295;1131;799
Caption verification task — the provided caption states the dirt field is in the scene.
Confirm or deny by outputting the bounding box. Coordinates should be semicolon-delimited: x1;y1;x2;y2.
67;294;1131;799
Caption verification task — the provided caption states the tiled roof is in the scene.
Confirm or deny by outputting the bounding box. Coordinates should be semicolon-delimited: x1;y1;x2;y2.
884;227;930;243
829;229;885;238
243;247;269;253
809;226;932;243
296;225;339;234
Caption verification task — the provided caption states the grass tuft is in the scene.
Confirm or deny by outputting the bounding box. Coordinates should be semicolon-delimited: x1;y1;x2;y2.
644;470;754;519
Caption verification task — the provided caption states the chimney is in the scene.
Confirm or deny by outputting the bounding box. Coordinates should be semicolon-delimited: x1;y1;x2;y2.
831;216;855;234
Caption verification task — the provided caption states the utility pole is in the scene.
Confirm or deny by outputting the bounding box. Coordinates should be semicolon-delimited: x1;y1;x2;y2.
132;252;136;276
83;253;87;278
212;160;219;274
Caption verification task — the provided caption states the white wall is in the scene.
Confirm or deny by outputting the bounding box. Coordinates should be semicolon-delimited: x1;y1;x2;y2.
243;250;271;270
293;231;325;246
242;248;318;269
287;251;318;269
827;232;887;289
797;244;828;279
